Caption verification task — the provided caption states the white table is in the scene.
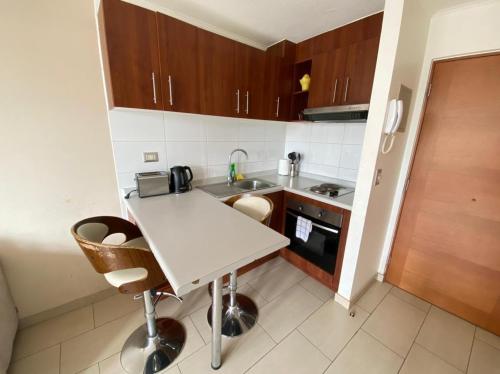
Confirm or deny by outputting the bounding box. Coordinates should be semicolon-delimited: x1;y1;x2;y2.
125;190;289;369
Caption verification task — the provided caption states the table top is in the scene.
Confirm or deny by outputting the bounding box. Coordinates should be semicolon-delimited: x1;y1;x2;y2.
125;189;290;296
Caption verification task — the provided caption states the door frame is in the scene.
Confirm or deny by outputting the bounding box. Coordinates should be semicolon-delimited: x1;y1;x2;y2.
382;50;500;276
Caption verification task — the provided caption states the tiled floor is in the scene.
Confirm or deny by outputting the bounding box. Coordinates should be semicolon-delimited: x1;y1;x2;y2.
8;256;500;374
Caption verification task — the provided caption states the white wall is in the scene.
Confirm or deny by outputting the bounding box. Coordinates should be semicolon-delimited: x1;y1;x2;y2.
379;0;500;274
109;109;287;187
284;122;366;181
0;0;121;319
337;0;435;300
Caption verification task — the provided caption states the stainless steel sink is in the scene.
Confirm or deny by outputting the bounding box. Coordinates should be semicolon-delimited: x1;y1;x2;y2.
232;179;275;191
197;178;278;198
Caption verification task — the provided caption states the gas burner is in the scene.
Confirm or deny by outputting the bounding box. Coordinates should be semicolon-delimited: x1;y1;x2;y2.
306;183;354;199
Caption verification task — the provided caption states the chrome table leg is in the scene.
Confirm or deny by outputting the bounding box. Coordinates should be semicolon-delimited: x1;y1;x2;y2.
211;277;223;370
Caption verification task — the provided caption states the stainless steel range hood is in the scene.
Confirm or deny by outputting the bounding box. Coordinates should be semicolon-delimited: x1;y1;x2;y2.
303;104;369;123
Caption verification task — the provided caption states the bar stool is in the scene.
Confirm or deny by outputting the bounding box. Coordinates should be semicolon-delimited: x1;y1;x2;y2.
71;216;186;374
207;195;274;337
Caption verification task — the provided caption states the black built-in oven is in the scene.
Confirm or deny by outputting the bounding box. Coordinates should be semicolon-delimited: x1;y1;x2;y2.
284;198;342;273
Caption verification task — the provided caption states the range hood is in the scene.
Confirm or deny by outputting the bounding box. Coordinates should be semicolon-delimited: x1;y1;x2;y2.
303;104;369;123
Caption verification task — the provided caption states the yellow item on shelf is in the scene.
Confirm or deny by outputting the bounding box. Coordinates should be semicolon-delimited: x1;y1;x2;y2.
300;74;311;91
236;173;245;181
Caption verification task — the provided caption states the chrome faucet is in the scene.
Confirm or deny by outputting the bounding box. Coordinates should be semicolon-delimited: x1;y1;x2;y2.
227;148;248;185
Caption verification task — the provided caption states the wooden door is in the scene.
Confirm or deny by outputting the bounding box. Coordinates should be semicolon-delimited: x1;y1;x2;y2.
247;48;266;119
99;0;162;110
198;29;236;117
157;14;200;114
342;36;379;105
308;48;347;108
386;54;500;335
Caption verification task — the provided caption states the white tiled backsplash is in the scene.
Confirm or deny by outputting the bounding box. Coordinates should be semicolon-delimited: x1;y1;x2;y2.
108;108;365;188
109;109;287;188
285;122;365;181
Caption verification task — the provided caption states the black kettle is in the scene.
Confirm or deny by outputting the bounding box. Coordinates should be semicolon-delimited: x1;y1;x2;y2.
170;166;193;194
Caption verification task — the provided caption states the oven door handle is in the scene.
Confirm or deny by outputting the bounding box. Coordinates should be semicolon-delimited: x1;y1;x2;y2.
287;211;339;234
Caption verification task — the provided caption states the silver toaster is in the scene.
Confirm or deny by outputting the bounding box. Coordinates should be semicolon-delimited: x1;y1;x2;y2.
135;172;170;198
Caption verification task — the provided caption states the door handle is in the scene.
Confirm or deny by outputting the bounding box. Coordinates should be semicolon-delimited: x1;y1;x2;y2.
151;72;157;104
168;75;173;106
332;78;338;104
276;97;280;118
236;89;240;114
343;77;350;103
245;90;249;115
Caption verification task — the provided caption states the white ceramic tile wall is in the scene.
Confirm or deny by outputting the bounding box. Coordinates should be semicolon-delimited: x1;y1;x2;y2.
285;122;366;181
109;109;287;188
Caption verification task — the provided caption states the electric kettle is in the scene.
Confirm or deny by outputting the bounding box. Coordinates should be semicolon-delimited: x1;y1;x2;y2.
169;166;193;194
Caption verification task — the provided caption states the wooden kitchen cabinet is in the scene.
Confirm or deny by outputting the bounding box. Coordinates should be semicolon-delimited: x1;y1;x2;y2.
197;29;237;117
263;191;285;233
234;43;266;119
157;14;200;114
264;41;295;121
99;0;163;110
308;48;347;108
342;36;380;105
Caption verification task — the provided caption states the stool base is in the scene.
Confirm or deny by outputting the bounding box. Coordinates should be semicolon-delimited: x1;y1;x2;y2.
207;294;258;337
121;317;186;374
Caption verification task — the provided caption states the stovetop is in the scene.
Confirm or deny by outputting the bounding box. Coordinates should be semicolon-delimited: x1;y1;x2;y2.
305;183;355;199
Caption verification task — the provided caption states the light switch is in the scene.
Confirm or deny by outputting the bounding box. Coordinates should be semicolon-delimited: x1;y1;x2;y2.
374;168;382;186
143;152;159;163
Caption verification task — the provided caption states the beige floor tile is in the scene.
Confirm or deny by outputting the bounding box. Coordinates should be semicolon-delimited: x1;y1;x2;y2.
178;324;275;374
77;364;100;374
93;292;143;327
60;309;144;374
390;287;431;313
299;276;335;302
99;352;180;374
13;306;94;361
8;345;60;374
355;281;392;313
259;284;322;342
416;306;474;371
475;327;500;350
399;344;462;374
324;330;403;374
155;286;212;320
237;256;285;285
248;261;307;302
189;283;267;344
468;338;500;374
247;330;331;374
362;294;426;357
298;300;369;360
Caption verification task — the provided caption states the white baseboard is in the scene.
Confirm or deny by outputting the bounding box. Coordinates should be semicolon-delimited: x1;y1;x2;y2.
19;287;116;330
334;274;383;311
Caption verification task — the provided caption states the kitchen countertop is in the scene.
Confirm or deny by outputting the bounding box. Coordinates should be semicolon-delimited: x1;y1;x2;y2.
125;189;290;296
194;171;355;211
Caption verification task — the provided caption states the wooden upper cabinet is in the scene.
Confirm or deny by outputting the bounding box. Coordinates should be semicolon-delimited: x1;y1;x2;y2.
308;48;347;108
157;14;200;114
234;43;265;119
197;29;236;117
99;0;162;110
342;36;380;105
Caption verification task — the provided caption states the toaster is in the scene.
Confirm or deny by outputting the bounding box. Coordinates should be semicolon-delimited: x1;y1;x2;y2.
135;171;170;198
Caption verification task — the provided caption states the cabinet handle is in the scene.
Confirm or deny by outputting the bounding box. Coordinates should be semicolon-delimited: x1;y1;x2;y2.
332;79;338;104
168;75;173;106
236;89;240;114
151;72;157;104
275;97;280;118
245;90;249;115
343;77;350;103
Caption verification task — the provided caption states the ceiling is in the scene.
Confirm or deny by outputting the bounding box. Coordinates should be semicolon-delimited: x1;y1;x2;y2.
141;0;385;49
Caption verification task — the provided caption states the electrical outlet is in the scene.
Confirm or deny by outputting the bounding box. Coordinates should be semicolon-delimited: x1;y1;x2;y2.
143;152;159;163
